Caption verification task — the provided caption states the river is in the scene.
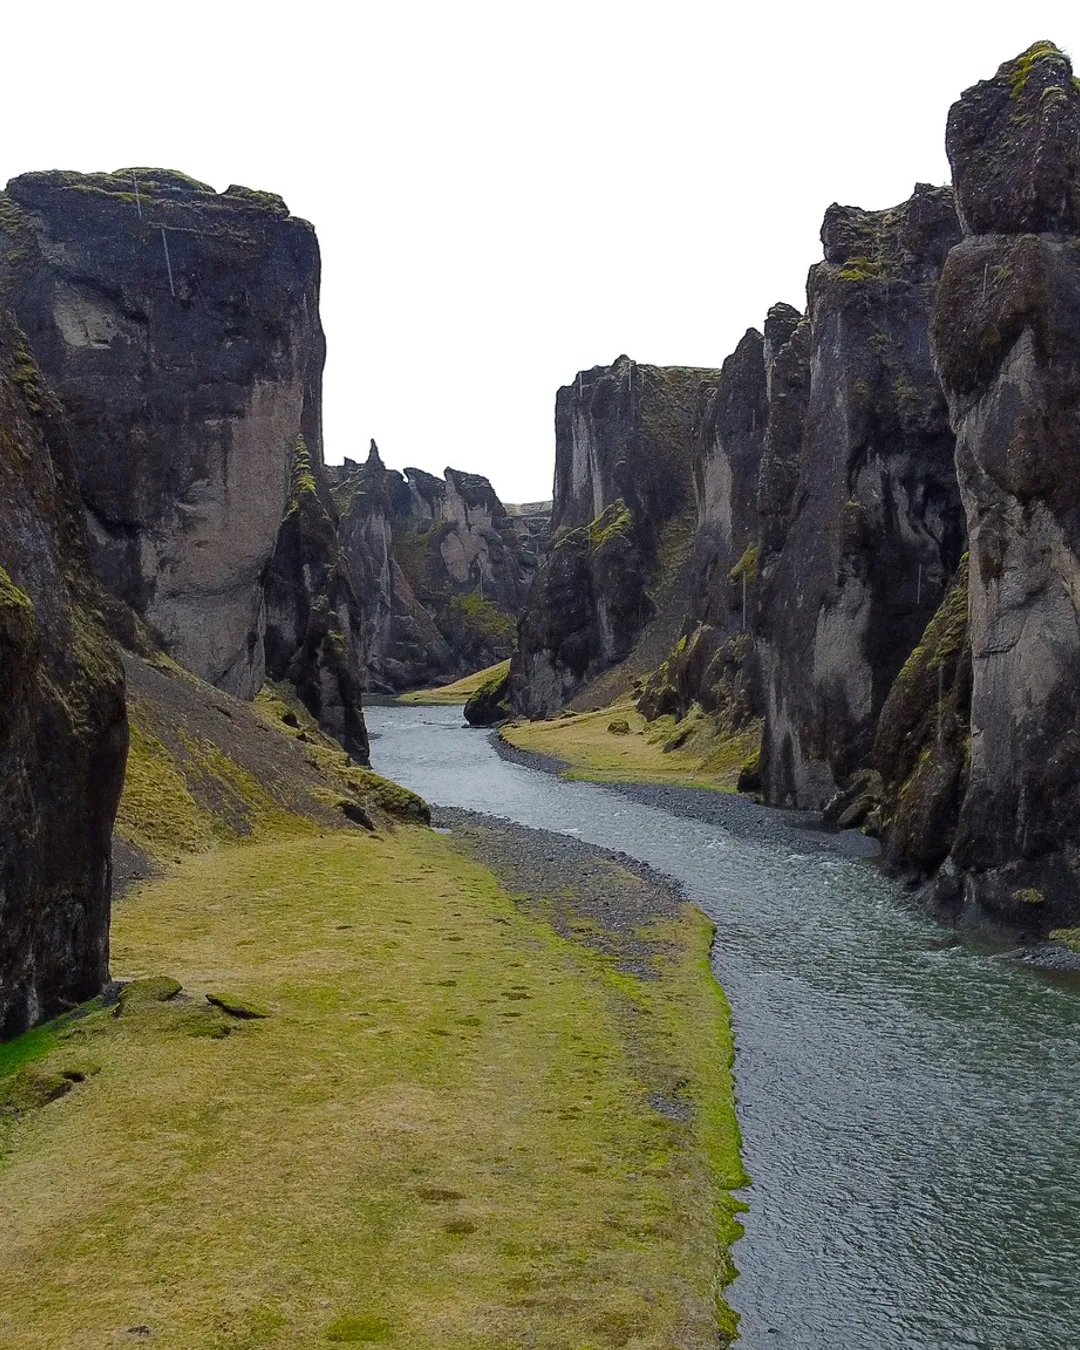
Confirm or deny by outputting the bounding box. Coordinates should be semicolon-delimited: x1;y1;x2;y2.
367;703;1080;1350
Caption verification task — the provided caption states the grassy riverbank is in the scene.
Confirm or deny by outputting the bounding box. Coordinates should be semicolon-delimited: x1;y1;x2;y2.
397;660;510;706
501;698;760;792
0;827;743;1348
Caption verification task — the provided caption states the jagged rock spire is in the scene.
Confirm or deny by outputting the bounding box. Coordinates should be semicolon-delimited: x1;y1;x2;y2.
947;40;1080;235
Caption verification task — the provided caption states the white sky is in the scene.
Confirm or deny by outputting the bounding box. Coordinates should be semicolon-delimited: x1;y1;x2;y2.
4;2;1078;502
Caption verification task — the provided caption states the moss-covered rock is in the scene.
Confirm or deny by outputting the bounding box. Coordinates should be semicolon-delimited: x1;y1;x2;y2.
463;665;512;727
0;314;127;1040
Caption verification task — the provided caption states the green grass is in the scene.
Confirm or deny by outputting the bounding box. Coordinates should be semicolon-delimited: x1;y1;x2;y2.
502;699;760;791
397;659;511;705
0;826;743;1349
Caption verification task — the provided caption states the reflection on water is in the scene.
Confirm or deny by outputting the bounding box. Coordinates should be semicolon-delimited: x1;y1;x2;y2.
368;704;1080;1350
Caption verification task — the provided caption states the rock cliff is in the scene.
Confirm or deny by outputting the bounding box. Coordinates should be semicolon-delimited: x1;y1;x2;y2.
636;188;963;811
0;168;368;754
926;42;1080;930
0;316;127;1037
509;357;719;717
757;186;964;807
0;169;325;698
331;443;542;691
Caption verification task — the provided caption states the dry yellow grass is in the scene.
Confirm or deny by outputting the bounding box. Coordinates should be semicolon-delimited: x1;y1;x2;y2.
0;826;743;1349
501;699;760;791
396;660;510;706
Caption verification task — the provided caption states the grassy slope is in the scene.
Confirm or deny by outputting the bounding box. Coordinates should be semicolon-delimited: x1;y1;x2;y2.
0;830;742;1349
501;698;759;792
397;659;511;706
0;652;745;1349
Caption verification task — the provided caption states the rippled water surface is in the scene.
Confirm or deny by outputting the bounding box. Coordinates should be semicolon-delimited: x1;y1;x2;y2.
368;704;1080;1350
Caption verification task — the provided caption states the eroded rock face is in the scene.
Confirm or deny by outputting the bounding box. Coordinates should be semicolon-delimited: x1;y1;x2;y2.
0;317;127;1037
930;43;1080;930
510;357;718;717
331;444;541;691
0;170;325;699
263;440;369;760
638;329;768;727
758;186;964;808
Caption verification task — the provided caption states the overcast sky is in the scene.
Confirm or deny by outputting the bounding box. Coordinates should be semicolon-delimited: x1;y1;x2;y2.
4;3;1078;502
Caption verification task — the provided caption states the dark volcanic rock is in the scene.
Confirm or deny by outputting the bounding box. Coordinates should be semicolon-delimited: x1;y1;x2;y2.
332;443;541;691
870;557;972;878
930;43;1080;931
510;357;719;717
758;185;964;808
0;317;127;1037
263;440;369;761
638;329;768;726
463;665;511;726
0;169;325;699
946;41;1080;236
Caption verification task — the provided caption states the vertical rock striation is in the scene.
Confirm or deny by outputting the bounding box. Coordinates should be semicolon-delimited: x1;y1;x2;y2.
0;169;326;700
330;443;538;690
929;42;1080;928
756;186;964;807
0;317;127;1036
510;357;719;717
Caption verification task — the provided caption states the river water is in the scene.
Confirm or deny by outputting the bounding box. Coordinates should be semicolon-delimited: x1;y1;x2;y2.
367;704;1080;1350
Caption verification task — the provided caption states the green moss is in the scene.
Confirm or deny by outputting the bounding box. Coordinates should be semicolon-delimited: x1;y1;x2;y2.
1007;41;1066;102
115;708;215;857
444;591;516;647
0;1066;74;1114
896;554;969;687
117;976;183;1010
588;498;633;550
1050;927;1080;952
728;543;759;585
1014;887;1045;905
0;193;30;242
11;335;42;414
399;659;511;706
206;993;270;1020
287;436;317;513
342;769;430;825
838;256;882;282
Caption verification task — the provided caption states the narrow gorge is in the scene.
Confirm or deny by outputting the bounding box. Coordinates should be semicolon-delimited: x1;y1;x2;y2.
2;36;1080;1350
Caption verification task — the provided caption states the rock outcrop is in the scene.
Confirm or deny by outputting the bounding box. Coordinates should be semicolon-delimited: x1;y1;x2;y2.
925;42;1080;930
0;316;127;1037
0;169;369;755
0;170;325;699
331;443;542;691
635;189;964;811
262;439;368;760
757;185;964;807
509;357;719;717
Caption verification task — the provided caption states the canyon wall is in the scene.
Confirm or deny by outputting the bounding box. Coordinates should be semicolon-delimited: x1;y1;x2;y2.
0;169;374;751
331;443;544;691
0;316;127;1037
927;42;1080;930
509;357;718;717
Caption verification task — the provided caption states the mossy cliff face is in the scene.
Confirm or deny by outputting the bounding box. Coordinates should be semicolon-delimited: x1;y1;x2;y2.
758;185;964;808
929;43;1080;931
868;557;972;877
0;170;325;700
262;439;369;761
639;191;962;806
331;443;542;691
0;315;127;1037
511;358;719;717
638;328;769;727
